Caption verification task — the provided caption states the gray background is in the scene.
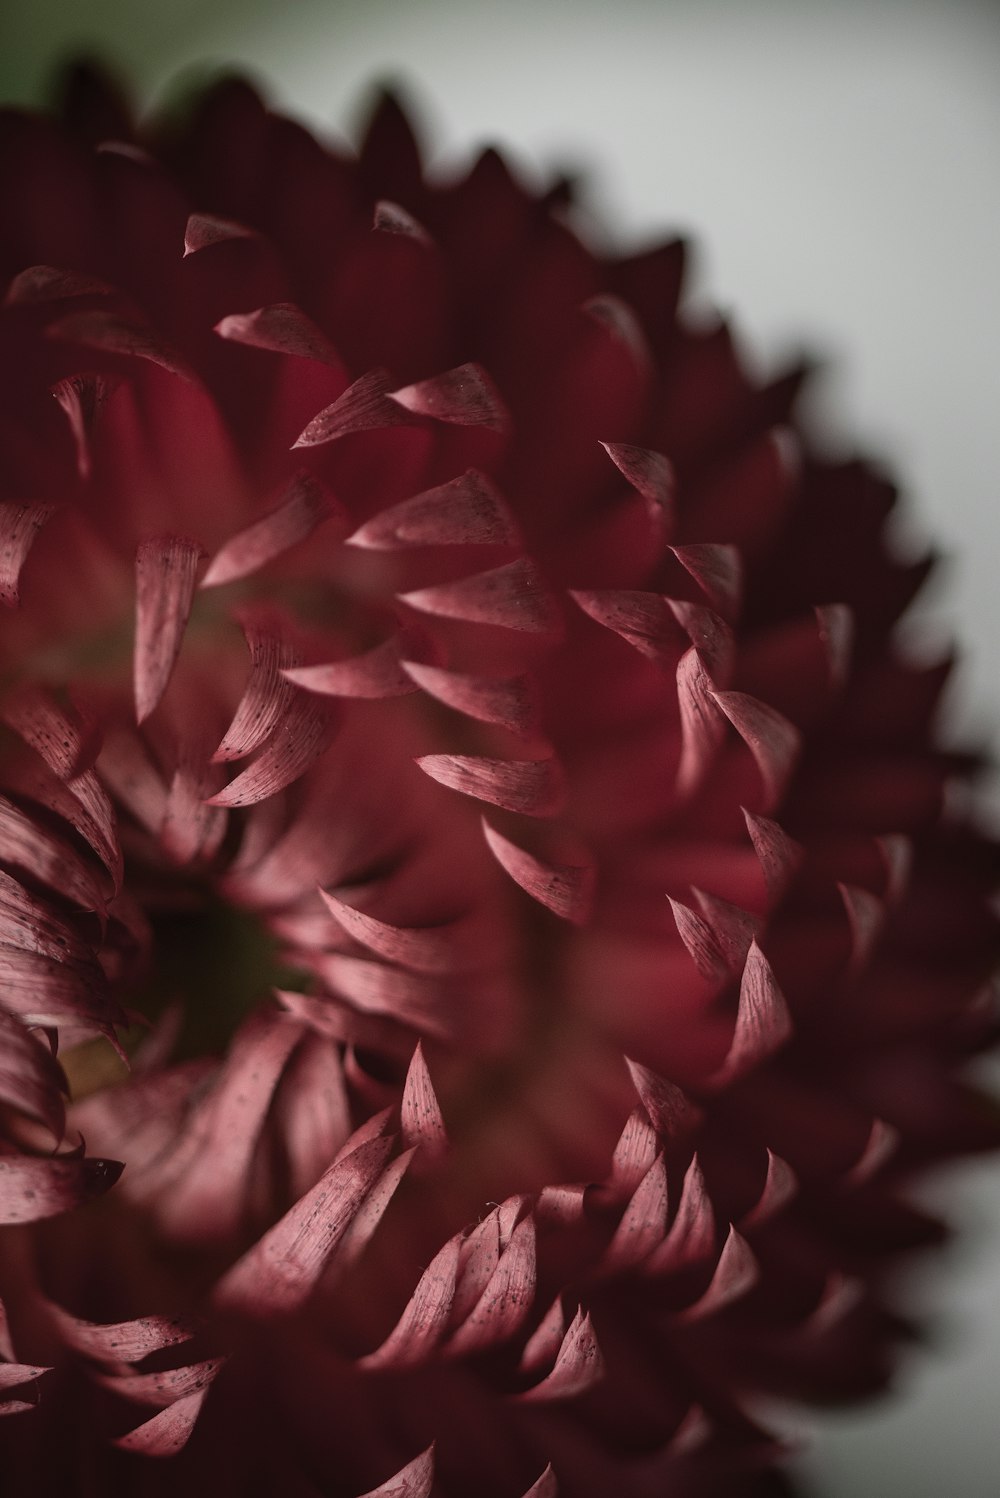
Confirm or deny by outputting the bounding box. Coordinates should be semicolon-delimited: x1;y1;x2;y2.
3;2;999;1493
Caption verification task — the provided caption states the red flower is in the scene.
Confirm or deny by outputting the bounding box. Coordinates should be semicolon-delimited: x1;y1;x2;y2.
0;63;996;1497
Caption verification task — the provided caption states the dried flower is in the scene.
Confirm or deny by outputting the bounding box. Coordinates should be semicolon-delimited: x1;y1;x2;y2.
0;63;997;1498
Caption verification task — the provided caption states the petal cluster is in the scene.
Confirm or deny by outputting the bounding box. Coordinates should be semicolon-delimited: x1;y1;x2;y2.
0;66;996;1498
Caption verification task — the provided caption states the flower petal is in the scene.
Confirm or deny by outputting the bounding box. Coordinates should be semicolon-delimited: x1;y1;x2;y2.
356;1446;435;1498
348;469;520;550
215;302;342;366
207;691;337;806
482;821;595;923
285;637;418;700
714;940;792;1085
447;1215;536;1356
389;363;509;432
519;1308;603;1402
0;503;56;607
0;1154;122;1224
402;661;538;734
114;1389;208;1457
293;368;419;447
133;536;204;723
401;557;561;634
360;1235;460;1369
202;473;342;587
417;753;565;817
400;1041;447;1162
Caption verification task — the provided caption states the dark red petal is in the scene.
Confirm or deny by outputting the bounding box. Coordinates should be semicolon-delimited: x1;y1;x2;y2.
0;1155;122;1225
520;1467;558;1498
401;557;562;634
207;691;337;806
389;363;509;432
373;200;433;245
0;503;56;607
356;1446;435;1498
49;309;193;381
51;373;119;478
347;469;520;550
215;302;342;366
183;212;259;255
202;473;342;587
670;543;743;621
714;941;792;1085
133;537;204;723
712;690;801;813
645;1154;714;1274
293;368;418;448
213;1133;395;1315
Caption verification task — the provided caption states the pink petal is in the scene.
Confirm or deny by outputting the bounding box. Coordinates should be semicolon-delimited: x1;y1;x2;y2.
287;961;454;1041
691;888;759;972
161;751;228;865
711;690;801;813
45;1303;194;1363
521;1467;558;1498
0;1362;48;1390
714;940;792;1084
215;303;342;366
417;753;565;817
0;945;118;1036
285;637;418;700
319;890;473;975
519;1298;567;1374
360;1235;460;1370
519;1308;603;1403
838;882;885;972
202;473;342;587
451;1209;501;1324
0;1154;122;1224
814;602;854;689
402;661;538;735
844;1117;899;1188
741;1150;798;1230
347;469;520;550
373;200;433;245
668;898;729;985
213;1133;395;1315
645;1154;714;1274
667;600;734;683
5;265;114;304
97;1356;225;1410
212;611;298;762
183;212;259;256
610;1107;659;1194
400;1041;447;1161
483;821;596;924
400;557;561;634
389;363;509;432
678;1225;758;1321
447;1215;536;1356
604;1153;669;1271
335;1147;415;1271
0;793;110;913
743;809;803;901
207;691;337;806
293;368;419;448
625;1059;702;1141
571;589;677;666
356;1446;435;1498
274;1033;351;1200
133;537;204;723
52;372;119;478
670;542;742;621
49;309;193;381
0;1004;66;1140
601;440;674;509
114;1389;207;1457
676;647;727;797
0;503;56;607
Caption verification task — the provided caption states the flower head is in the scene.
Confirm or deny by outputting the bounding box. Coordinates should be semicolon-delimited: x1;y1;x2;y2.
0;63;997;1497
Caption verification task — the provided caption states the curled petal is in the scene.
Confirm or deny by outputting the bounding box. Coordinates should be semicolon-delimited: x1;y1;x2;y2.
0;1362;48;1391
625;1059;702;1142
97;1356;225;1410
0;1005;66;1140
356;1446;435;1498
610;1107;659;1194
714;940;792;1085
293;368;419;447
402;661;538;735
601;440;674;511
844;1117;899;1188
670;543;742;621
712;690;801;813
0;1154;122;1225
6;265;114;304
0;503;56;607
45;1302;194;1363
285;637;418;700
678;1226;759;1321
52;372;118;478
213;1133;396;1315
400;1041;447;1161
373;200;433;245
114;1388;208;1457
645;1155;714;1274
208;692;337;806
202;473;342;588
571;589;677;667
483;822;596;923
183;212;259;255
603;1153;669;1271
521;1468;558;1498
360;1236;460;1370
213;613;298;762
447;1215;536;1356
676;647;727;797
838;882;885;972
743;809;803;901
319;890;476;975
401;557;561;634
668;898;729;985
214;302;342;366
348;469;520;550
389;363;509;432
134;537;204;723
519;1308;603;1403
417;753;565;817
50;309;193;381
741;1150;798;1230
